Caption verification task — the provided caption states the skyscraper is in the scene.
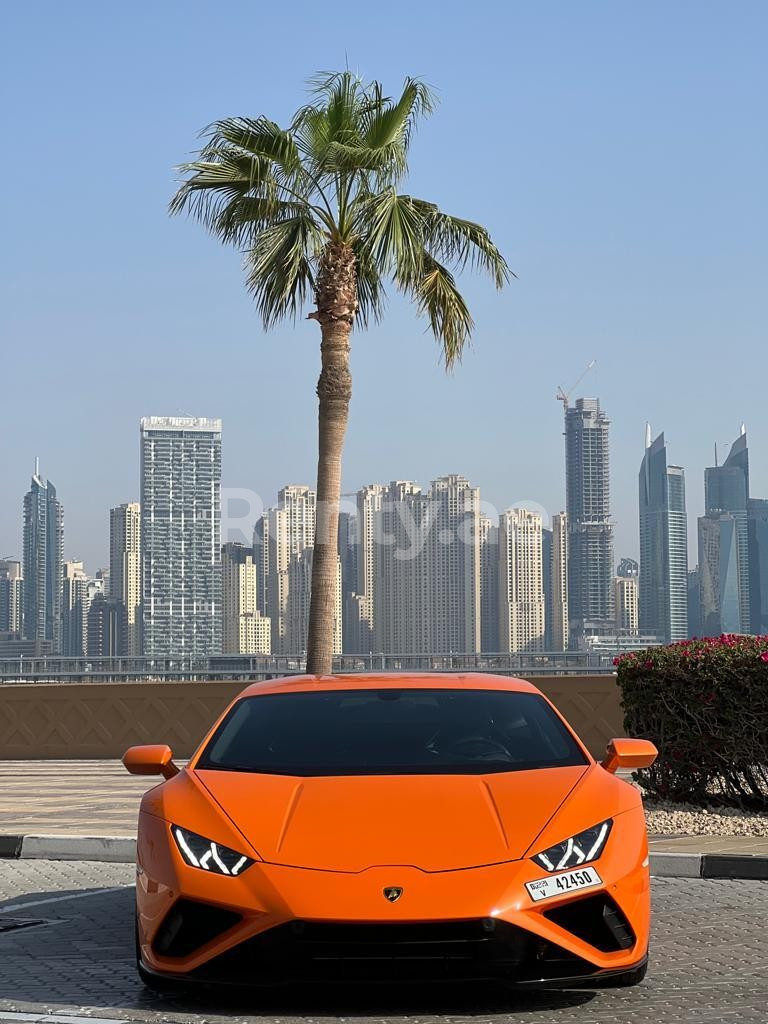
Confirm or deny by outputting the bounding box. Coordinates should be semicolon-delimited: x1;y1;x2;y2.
110;502;141;656
0;560;23;635
263;485;317;655
550;512;569;651
748;498;768;635
427;475;481;653
140;417;222;656
479;513;499;652
221;541;270;654
498;508;545;653
638;429;689;642
353;484;387;653
22;461;63;654
698;512;742;634
62;560;89;656
373;481;429;654
564;399;614;645
704;428;750;632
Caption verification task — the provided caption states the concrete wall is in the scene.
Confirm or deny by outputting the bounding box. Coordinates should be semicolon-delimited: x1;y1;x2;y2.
0;676;624;761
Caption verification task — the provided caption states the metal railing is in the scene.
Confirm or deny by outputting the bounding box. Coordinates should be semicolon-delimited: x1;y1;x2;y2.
0;650;617;683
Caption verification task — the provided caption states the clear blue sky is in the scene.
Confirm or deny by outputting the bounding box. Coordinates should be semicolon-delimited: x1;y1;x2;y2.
2;1;766;570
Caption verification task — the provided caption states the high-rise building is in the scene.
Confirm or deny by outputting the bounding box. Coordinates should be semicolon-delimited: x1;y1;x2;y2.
479;514;499;652
427;475;481;653
687;567;701;637
541;527;552;649
263;485;317;655
698;512;742;634
638;429;689;642
564;399;614;645
353;484;387;653
285;548;342;657
373;481;429;654
22;461;63;654
704;428;750;632
497;508;545;653
550;512;569;651
140;417;222;656
371;476;481;655
221;541;270;654
614;575;639;634
0;559;23;634
748;498;768;635
110;503;140;655
62;560;89;656
338;511;361;654
87;596;124;657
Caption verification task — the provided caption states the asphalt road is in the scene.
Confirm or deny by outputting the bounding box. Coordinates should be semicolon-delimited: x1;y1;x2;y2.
0;860;766;1024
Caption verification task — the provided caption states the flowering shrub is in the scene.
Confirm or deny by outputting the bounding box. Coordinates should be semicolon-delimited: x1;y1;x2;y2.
615;635;768;808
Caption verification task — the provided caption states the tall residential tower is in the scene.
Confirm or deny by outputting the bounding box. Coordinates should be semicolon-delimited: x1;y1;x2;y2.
140;417;222;656
564;399;614;645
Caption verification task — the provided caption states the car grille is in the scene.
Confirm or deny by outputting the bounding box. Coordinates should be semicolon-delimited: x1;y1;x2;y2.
189;918;596;984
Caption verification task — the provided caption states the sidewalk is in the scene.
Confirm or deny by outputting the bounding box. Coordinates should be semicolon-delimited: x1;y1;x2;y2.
1;761;766;872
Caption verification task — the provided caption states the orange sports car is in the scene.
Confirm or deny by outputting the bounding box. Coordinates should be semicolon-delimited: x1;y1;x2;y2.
123;673;657;991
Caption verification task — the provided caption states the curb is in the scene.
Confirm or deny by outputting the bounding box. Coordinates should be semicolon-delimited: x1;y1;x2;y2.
0;835;766;878
0;835;135;863
650;851;768;880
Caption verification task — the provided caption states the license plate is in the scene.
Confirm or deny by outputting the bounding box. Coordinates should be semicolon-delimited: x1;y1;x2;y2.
525;866;602;902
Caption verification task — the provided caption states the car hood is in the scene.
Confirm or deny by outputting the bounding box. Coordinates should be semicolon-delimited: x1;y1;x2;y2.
195;765;588;872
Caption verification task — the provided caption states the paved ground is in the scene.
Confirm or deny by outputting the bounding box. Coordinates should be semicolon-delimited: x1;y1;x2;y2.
3;761;768;856
0;860;765;1024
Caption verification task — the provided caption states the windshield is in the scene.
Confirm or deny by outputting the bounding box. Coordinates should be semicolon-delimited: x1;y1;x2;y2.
197;688;587;776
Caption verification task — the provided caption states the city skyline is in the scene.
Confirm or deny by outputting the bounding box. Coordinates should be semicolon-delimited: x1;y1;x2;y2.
2;4;765;576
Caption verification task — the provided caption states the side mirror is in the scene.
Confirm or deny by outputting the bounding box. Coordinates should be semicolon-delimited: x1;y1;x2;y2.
123;744;180;780
601;737;658;774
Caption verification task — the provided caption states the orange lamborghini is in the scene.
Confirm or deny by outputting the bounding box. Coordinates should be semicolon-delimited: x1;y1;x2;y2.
123;673;657;991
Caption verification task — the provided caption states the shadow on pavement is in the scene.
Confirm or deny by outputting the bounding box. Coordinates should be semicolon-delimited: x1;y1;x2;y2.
0;883;596;1019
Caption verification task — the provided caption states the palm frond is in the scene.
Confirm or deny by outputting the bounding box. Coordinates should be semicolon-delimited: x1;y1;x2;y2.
356;189;426;281
361;78;435;157
351;237;385;328
244;212;323;328
421;209;512;287
408;252;474;369
201;117;301;176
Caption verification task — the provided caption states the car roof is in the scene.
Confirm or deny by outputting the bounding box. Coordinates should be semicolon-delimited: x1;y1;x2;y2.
237;672;540;699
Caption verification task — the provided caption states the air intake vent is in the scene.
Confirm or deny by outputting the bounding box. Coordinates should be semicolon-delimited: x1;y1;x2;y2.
543;893;635;952
153;899;241;958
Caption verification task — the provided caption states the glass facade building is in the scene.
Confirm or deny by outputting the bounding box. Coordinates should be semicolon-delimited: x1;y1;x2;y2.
140;417;222;656
704;430;750;632
638;431;689;642
22;464;63;654
564;398;614;644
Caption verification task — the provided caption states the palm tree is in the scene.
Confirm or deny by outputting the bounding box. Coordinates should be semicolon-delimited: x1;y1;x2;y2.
171;72;510;676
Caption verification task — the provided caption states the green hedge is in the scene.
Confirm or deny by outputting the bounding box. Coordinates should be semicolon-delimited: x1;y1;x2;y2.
615;635;768;808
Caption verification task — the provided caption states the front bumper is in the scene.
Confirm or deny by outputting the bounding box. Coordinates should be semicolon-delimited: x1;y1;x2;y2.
136;806;650;986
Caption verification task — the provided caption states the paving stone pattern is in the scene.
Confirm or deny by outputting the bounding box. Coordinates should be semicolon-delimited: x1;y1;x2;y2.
0;860;765;1023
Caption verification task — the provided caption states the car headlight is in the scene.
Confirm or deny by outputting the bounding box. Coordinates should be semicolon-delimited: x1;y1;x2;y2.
172;826;254;876
532;819;612;872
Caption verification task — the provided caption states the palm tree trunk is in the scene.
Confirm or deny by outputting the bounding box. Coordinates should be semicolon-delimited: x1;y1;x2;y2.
306;241;356;676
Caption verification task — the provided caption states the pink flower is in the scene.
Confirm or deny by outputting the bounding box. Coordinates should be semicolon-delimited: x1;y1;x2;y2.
760;652;768;663
612;657;620;666
644;659;654;669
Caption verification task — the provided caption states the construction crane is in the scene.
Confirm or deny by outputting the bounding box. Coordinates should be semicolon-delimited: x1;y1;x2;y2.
556;359;597;411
